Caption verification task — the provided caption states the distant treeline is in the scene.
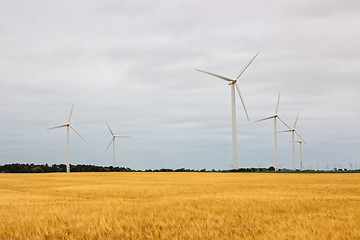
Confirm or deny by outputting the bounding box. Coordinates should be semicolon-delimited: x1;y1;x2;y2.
0;164;276;173
0;164;133;173
0;163;359;173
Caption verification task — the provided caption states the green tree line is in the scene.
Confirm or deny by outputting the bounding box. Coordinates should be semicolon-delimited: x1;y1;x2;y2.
1;163;358;173
0;163;275;173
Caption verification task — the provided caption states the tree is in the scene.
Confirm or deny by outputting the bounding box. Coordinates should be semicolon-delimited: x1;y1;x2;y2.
32;167;44;173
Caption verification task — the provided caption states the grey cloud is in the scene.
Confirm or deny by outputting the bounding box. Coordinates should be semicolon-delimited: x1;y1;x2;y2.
0;0;359;170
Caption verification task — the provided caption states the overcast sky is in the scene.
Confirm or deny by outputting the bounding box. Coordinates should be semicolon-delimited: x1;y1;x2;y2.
1;0;359;170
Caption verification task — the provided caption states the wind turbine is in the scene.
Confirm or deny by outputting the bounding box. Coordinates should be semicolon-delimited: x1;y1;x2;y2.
255;93;290;171
278;113;306;171
46;103;85;173
295;140;306;171
105;122;130;168
195;52;259;169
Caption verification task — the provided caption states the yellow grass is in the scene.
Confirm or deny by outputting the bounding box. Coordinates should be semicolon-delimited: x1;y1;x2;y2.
0;172;359;239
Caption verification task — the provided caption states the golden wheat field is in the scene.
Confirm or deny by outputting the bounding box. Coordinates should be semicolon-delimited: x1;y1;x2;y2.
0;172;359;240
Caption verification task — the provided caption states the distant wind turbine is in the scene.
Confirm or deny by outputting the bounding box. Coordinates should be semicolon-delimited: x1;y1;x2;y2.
105;122;130;168
195;52;259;169
278;113;306;171
255;93;290;171
295;140;306;171
47;103;85;173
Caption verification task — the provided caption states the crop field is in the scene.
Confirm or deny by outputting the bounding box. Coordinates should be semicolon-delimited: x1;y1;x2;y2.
0;172;359;239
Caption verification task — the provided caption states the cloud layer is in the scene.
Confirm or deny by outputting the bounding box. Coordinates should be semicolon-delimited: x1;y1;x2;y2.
1;0;359;170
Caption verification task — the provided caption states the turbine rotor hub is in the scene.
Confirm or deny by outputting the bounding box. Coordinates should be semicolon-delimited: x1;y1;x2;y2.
228;80;236;85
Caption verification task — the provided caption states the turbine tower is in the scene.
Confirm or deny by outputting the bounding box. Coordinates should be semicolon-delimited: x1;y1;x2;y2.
47;103;85;173
105;122;130;168
278;113;306;171
255;93;290;171
195;52;259;169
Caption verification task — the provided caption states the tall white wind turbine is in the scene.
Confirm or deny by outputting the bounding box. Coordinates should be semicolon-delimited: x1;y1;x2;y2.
47;103;85;173
105;122;130;168
195;52;259;169
255;93;290;171
278;113;306;171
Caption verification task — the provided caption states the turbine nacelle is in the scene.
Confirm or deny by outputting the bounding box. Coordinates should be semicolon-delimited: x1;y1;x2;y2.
228;80;237;85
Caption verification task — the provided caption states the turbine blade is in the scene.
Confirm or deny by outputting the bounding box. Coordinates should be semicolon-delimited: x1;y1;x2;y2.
234;52;259;80
294;112;299;128
235;83;249;121
277;116;291;129
275;92;280;113
295;130;306;144
115;136;131;138
105;122;114;136
69;125;85;141
255;115;275;122
68;103;75;123
195;69;233;82
302;143;308;152
46;124;67;130
278;130;292;133
105;138;114;152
